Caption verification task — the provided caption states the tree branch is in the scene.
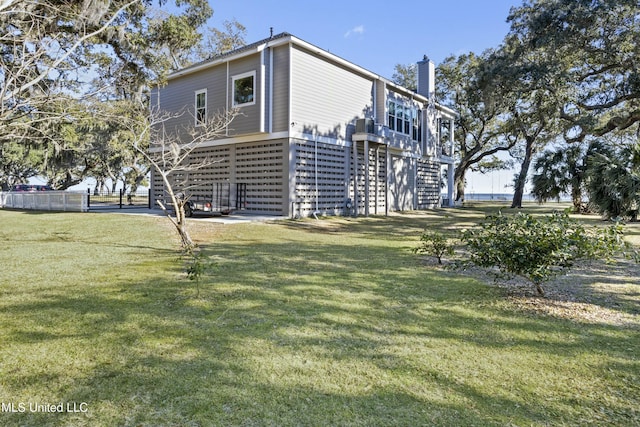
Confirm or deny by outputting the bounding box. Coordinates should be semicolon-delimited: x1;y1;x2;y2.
1;0;141;105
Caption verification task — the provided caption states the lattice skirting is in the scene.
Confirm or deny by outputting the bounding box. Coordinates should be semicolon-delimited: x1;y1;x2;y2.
150;138;442;216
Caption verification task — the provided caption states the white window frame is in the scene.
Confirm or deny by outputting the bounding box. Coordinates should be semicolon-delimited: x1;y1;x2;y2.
387;98;421;141
195;89;207;126
232;70;256;107
412;107;422;142
387;99;396;131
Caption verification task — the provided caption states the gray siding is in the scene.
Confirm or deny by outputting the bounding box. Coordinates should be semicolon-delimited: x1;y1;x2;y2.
155;66;227;137
375;80;386;125
227;54;263;136
156;53;266;138
208;65;228;115
290;45;374;139
271;45;290;133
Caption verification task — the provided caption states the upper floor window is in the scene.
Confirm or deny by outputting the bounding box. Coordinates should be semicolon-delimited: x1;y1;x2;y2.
232;71;256;107
388;99;421;141
195;90;207;126
388;101;396;131
413;108;422;142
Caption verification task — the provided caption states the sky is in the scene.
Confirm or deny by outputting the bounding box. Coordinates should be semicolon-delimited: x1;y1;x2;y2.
53;0;522;193
206;0;517;80
203;0;523;194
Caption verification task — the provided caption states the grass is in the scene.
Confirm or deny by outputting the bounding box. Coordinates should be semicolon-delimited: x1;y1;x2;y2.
0;203;638;426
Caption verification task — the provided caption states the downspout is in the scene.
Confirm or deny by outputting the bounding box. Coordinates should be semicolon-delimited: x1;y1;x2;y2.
225;61;229;137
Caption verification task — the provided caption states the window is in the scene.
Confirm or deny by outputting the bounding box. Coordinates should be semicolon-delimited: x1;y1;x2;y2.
387;101;396;130
388;101;396;131
403;107;411;135
397;105;404;133
195;90;207;126
388;99;421;140
232;71;256;107
412;108;422;142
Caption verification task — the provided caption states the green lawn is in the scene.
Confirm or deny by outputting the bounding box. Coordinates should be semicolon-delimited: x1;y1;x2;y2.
0;205;638;426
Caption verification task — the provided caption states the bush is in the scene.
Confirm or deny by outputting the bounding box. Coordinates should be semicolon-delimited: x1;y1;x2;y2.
459;211;635;296
413;231;455;264
183;247;213;298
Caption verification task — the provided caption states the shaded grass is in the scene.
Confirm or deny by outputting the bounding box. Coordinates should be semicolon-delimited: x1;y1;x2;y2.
0;205;638;426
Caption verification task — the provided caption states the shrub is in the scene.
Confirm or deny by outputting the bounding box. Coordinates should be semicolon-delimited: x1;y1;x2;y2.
459;211;636;296
413;231;455;264
183;247;212;298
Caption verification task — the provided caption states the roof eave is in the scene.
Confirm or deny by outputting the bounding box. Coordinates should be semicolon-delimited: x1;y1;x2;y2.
167;34;294;80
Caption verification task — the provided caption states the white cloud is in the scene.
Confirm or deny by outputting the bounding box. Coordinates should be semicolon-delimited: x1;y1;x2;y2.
344;25;364;38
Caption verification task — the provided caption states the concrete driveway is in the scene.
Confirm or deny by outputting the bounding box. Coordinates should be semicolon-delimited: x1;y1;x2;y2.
90;207;288;224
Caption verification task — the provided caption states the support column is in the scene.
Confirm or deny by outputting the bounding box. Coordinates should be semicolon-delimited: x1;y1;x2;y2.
385;145;390;216
413;158;418;210
447;118;455;206
375;146;380;215
352;140;358;216
287;140;297;217
364;139;370;216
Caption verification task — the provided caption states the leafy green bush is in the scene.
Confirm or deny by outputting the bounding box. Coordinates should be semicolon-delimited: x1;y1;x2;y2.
413;231;455;264
459;211;636;296
183;247;212;298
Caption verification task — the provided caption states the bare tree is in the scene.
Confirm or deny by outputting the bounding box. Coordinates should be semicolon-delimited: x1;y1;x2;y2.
122;104;238;249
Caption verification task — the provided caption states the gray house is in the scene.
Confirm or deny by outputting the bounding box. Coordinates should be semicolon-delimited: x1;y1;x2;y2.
150;32;457;217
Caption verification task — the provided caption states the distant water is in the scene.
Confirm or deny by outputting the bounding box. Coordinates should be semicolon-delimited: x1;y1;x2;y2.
459;193;532;202
452;193;571;202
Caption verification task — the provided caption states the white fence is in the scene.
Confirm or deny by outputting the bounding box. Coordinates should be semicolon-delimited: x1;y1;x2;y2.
0;191;88;212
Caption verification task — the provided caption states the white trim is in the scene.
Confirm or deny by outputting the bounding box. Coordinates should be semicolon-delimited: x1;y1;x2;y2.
288;42;293;135
352;133;384;144
373;80;377;123
260;50;266;132
292;130;350;147
231;70;257;107
269;48;274;133
149;131;291;151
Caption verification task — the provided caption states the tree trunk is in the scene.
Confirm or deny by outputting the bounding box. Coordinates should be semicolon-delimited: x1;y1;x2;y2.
454;167;467;202
511;139;535;208
130;166;149;194
176;204;195;249
571;185;582;213
156;198;195;250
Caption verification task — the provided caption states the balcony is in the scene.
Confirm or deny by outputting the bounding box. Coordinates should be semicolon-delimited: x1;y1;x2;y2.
352;118;386;144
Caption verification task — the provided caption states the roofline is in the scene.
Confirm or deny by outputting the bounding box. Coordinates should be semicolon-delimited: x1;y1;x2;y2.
167;32;293;80
167;33;458;117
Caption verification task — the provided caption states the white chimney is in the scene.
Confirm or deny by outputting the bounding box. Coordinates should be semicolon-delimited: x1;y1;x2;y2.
417;55;435;99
